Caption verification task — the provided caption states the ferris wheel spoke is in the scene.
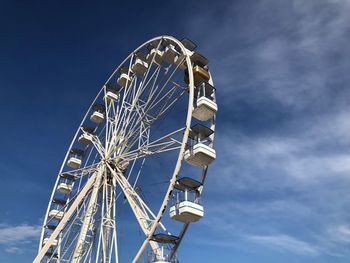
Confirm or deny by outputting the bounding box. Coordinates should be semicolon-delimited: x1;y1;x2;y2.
106;164;169;246
106;59;182;160
118;127;185;163
59;162;101;181
131;71;181;132
125;85;186;146
78;127;106;159
147;86;187;126
122;140;181;163
106;95;149;157
142;64;183;116
91;136;106;157
110;65;137;142
107;82;186;160
135;39;164;101
105;101;119;155
117;65;160;136
104;86;112;154
123;64;187;147
108;47;176;158
147;83;184;113
138;67;161;100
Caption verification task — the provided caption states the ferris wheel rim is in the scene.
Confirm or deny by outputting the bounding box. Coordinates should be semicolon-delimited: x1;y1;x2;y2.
129;35;195;262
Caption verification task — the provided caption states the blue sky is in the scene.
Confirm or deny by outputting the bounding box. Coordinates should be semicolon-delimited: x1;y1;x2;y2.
1;0;350;262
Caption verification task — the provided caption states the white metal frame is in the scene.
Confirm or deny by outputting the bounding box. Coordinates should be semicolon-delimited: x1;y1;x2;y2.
34;36;216;263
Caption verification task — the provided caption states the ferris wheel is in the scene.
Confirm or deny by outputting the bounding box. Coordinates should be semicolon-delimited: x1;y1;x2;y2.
33;35;218;263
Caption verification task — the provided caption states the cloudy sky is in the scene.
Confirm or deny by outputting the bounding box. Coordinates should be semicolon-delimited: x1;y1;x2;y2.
1;0;350;262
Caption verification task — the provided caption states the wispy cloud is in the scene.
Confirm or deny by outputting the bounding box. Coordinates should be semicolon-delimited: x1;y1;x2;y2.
188;0;350;110
185;0;350;260
0;223;41;254
200;117;350;256
327;224;350;244
246;234;320;256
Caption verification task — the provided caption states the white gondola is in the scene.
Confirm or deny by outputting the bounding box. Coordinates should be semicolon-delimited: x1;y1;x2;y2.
90;104;105;124
148;254;173;263
193;96;217;121
48;209;64;220
184;65;210;85
117;73;132;88
163;44;179;64
90;111;104;124
57;183;72;194
43;238;58;247
45;251;58;259
170;201;204;223
132;58;148;76
67;148;84;169
104;83;119;102
105;91;118;102
184;52;210;86
184;143;216;167
170;177;204;223
151;233;179;244
192;81;218;121
191;52;208;67
78;133;93;145
60;172;76;180
53;198;67;205
174;38;197;69
148;247;177;263
174;54;187;70
181;38;197;52
67;156;82;169
148;236;179;262
147;48;164;65
184;124;216;167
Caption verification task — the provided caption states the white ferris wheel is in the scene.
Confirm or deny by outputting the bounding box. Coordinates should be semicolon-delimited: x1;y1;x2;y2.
33;35;218;263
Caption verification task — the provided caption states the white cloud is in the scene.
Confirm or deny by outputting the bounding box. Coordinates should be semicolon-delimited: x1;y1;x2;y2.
188;0;350;111
210;107;350;193
5;246;22;254
184;0;350;260
327;224;350;243
246;234;320;256
0;223;41;254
